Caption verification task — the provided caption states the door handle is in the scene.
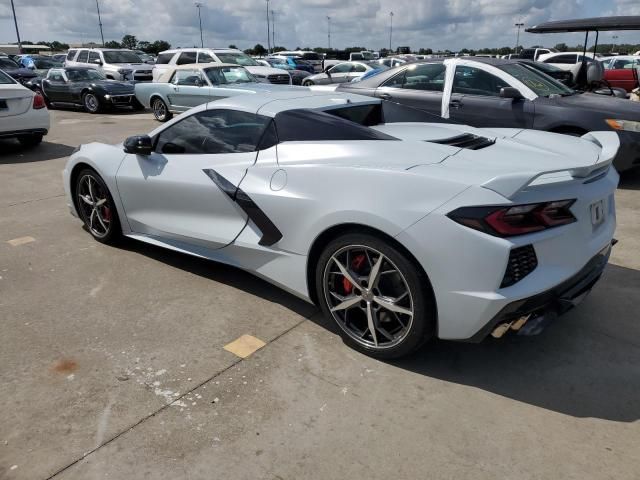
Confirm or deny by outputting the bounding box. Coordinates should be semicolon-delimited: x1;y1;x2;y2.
449;99;463;108
379;93;392;100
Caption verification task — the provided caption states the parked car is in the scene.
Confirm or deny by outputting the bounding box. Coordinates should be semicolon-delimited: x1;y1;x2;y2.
65;48;153;82
64;90;619;358
600;56;640;93
135;63;299;122
26;55;64;78
258;58;311;85
266;55;314;73
0;68;49;147
0;56;37;84
33;67;143;113
376;57;407;68
337;58;640;171
517;59;573;85
538;51;597;79
51;54;67;63
302;61;377;86
518;47;557;61
152;48;291;85
276;50;323;71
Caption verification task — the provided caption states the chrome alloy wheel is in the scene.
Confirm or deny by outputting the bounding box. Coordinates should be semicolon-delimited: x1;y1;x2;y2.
84;93;99;112
323;245;414;349
77;174;112;238
152;98;167;120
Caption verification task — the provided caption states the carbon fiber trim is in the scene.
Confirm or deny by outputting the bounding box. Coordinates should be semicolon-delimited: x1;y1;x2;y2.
202;168;283;247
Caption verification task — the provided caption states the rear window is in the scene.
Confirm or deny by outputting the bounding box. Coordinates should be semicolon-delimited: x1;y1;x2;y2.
66;50;77;60
0;70;16;84
156;53;174;64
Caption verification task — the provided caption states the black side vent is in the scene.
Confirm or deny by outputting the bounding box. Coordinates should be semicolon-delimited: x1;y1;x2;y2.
428;133;495;150
501;245;538;288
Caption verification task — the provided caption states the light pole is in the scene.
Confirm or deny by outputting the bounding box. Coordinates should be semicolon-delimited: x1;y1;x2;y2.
514;22;524;55
9;0;22;54
271;10;275;50
327;16;331;49
389;12;394;52
195;3;204;48
265;0;271;54
612;34;618;52
95;0;105;46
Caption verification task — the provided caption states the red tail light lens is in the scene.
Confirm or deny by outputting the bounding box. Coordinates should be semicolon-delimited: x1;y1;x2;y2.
448;200;576;237
33;93;46;110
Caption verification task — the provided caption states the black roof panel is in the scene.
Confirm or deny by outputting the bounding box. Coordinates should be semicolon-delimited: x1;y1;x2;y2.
526;16;640;33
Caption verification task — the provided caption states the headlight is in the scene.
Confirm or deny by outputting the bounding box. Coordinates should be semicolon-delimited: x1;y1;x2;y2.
605;119;640;133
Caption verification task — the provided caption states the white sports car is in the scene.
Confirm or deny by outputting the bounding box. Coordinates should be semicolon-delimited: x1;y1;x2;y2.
63;91;618;358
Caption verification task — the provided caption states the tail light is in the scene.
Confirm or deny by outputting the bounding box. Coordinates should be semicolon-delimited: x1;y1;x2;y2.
33;93;46;110
448;200;576;237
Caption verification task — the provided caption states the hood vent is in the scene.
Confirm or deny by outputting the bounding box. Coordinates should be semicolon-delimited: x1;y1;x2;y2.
428;133;495;150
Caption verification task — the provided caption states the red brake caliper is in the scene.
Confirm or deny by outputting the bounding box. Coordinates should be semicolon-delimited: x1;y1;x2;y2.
342;254;366;294
102;206;111;222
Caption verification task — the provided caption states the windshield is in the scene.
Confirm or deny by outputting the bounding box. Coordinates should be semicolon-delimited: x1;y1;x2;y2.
520;60;563;74
0;70;16;83
66;69;107;81
103;51;143;64
498;63;574;97
0;57;20;69
215;52;260;66
205;66;256;84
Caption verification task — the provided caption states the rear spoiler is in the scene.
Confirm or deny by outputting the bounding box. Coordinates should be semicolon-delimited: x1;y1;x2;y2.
481;131;619;199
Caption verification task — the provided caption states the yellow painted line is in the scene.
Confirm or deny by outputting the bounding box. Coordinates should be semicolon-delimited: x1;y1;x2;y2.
7;236;36;246
223;334;266;359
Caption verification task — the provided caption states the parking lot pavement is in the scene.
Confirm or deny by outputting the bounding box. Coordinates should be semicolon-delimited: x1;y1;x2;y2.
1;110;639;479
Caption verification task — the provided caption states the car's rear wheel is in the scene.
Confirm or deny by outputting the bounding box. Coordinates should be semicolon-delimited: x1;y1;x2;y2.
18;133;43;147
152;98;172;122
315;233;435;359
83;92;101;114
75;169;121;244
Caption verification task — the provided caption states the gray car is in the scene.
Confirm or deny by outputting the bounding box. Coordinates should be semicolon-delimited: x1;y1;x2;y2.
302;61;376;86
337;57;640;171
135;63;302;122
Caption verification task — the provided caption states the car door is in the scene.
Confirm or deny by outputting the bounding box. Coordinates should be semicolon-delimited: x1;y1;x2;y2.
374;63;446;116
326;63;352;84
347;63;368;82
449;64;534;128
166;69;211;110
116;109;272;250
42;70;71;102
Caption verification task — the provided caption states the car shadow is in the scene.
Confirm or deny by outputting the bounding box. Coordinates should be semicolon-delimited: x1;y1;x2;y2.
0;139;76;164
618;168;640;190
115;238;640;422
391;263;640;423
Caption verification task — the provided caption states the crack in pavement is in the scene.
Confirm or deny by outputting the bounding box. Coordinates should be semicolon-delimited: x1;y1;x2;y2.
44;316;311;480
4;194;65;208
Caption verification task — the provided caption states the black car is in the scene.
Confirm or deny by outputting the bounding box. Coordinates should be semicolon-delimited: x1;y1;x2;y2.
337;57;640;171
0;56;37;84
34;67;144;113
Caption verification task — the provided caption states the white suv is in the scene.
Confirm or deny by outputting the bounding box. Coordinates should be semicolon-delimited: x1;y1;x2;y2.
153;48;291;84
65;48;153;82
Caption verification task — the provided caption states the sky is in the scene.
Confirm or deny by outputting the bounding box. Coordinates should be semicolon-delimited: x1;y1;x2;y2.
1;0;639;51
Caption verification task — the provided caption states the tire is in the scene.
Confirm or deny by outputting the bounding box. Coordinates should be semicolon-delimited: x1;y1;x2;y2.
315;233;435;359
74;169;121;245
303;80;314;86
83;92;101;114
151;97;172;122
18;133;43;147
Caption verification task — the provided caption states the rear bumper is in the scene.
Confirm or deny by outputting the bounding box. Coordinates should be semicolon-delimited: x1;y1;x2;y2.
612;130;640;172
0;128;48;138
468;241;613;342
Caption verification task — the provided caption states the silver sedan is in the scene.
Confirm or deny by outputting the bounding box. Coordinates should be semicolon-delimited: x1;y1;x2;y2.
302;61;376;86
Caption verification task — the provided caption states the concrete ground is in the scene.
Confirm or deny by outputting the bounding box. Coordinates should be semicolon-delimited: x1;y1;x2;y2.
1;109;639;480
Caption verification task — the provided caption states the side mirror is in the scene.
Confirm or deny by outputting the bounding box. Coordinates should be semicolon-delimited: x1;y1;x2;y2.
92;59;103;66
195;78;204;87
123;135;153;155
500;87;524;100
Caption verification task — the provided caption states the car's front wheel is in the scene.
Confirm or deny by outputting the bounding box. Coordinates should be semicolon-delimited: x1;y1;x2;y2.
152;98;172;122
75;169;121;244
315;233;435;359
303;80;314;86
83;92;101;113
